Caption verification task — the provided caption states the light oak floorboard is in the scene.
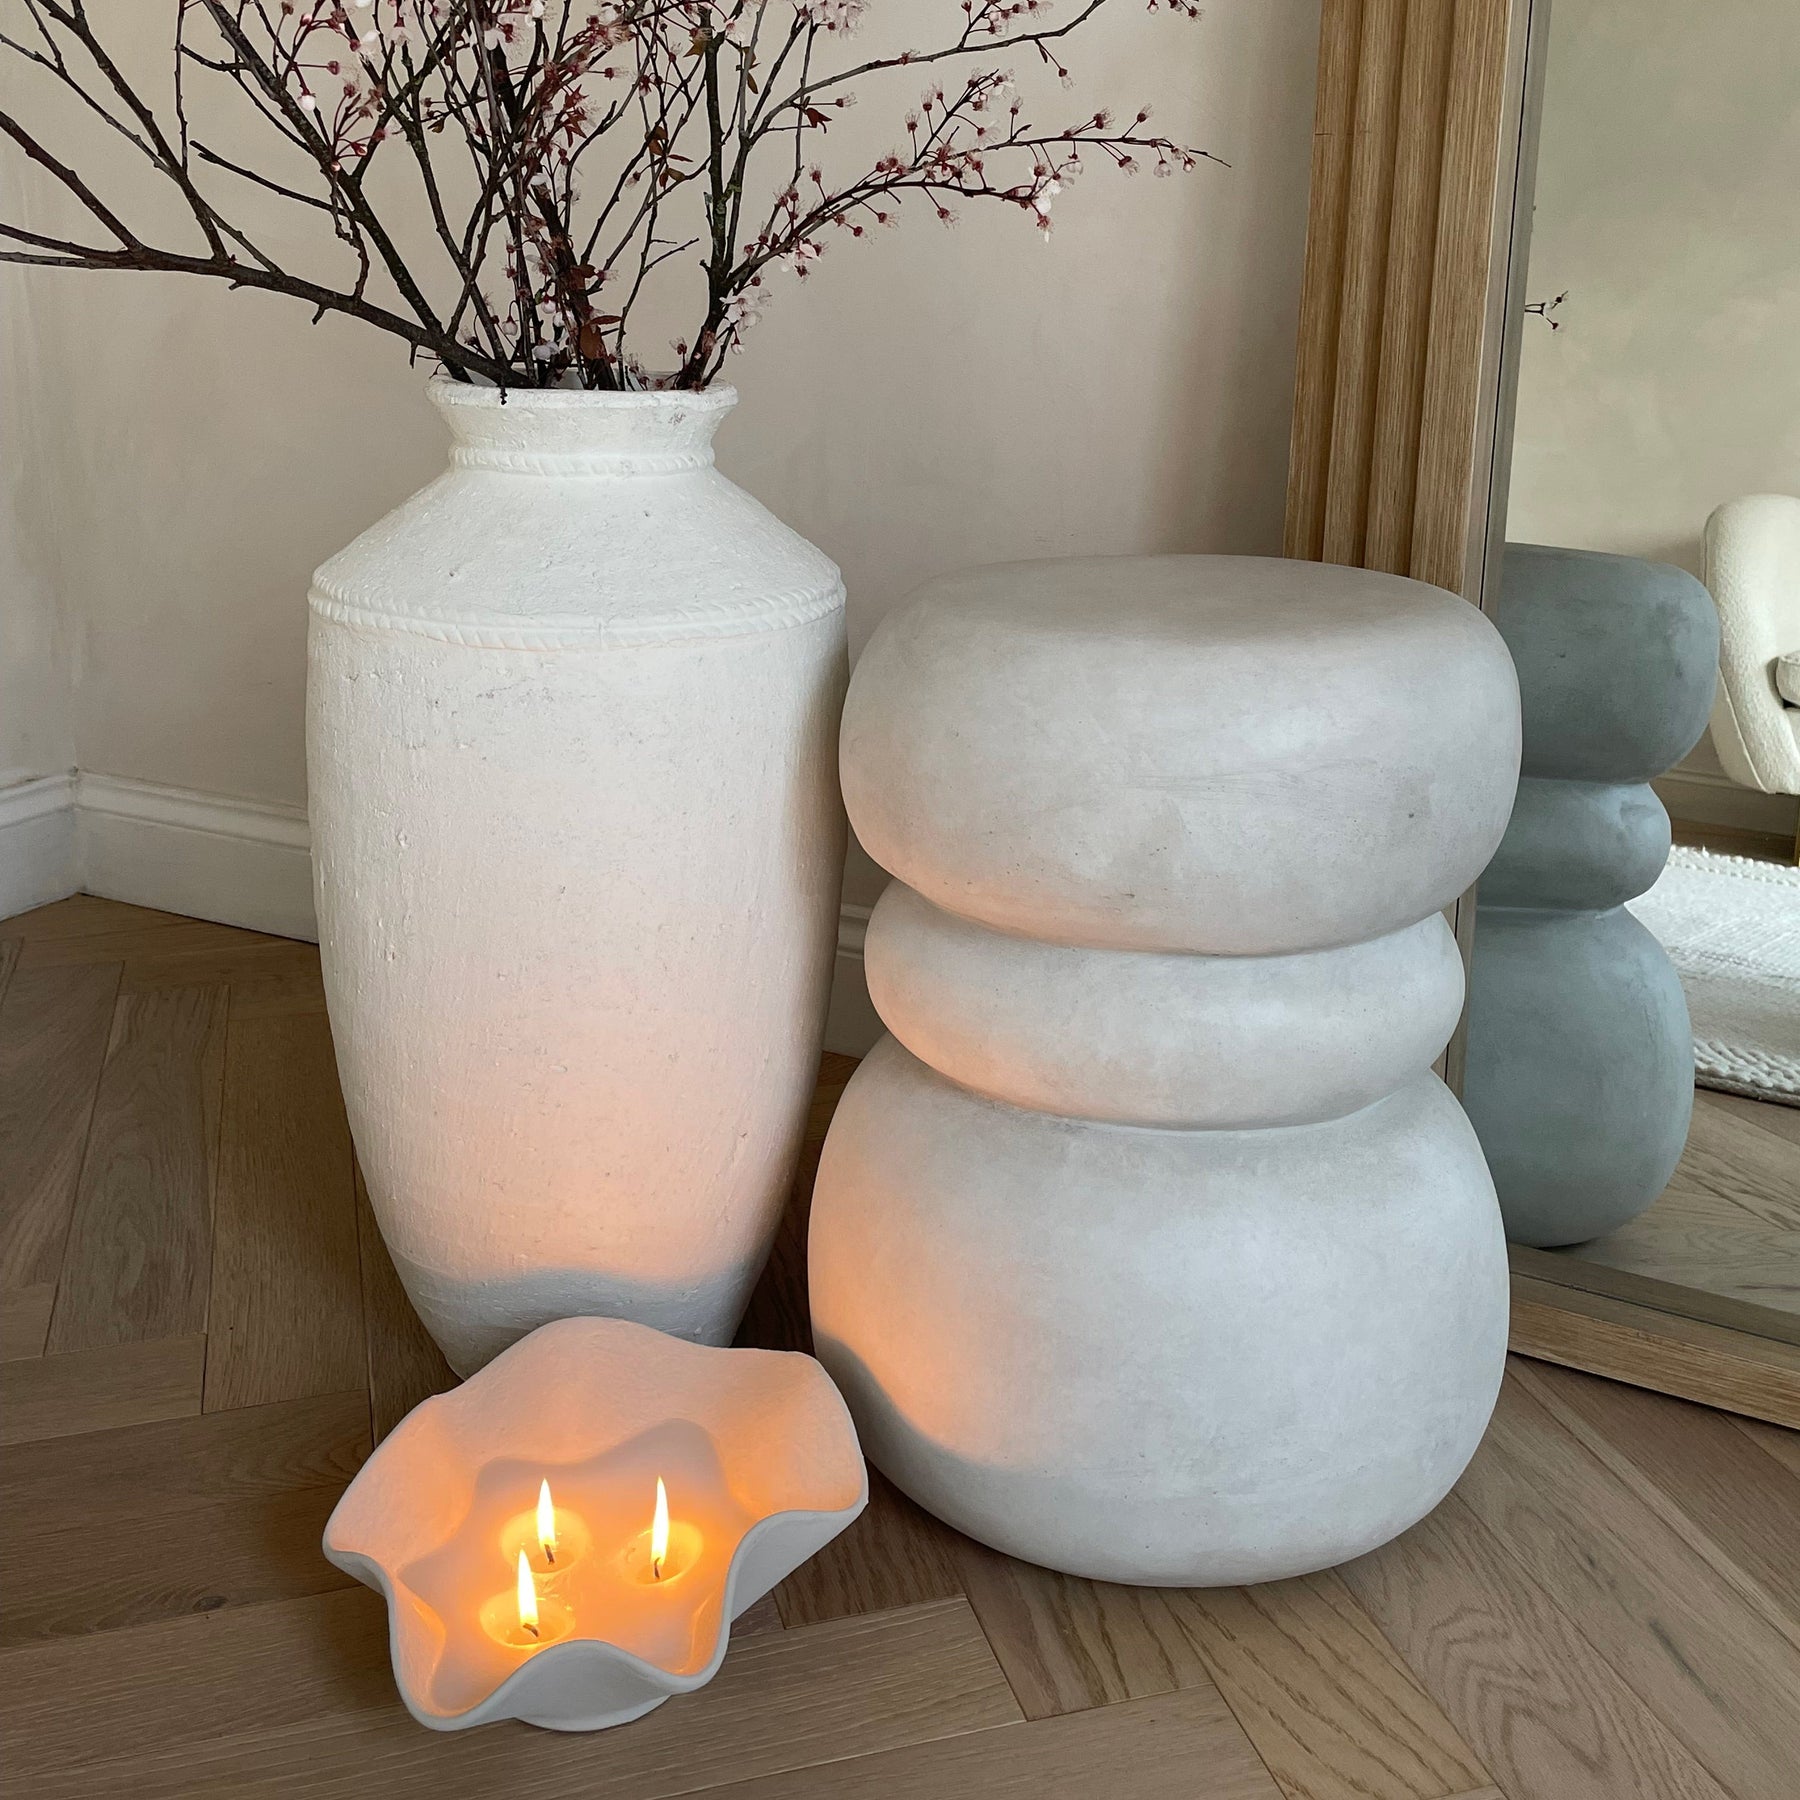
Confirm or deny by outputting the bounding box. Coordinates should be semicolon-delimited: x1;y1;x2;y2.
0;961;122;1288
0;1388;368;1528
733;1592;786;1637
46;984;228;1352
355;1166;456;1443
1572;1172;1799;1239
954;1539;1211;1717
12;1597;1023;1800
1341;1492;1732;1800
1695;1086;1800;1150
1157;1572;1491;1800
0;1585;396;1778
1511;1357;1800;1637
1452;1376;1800;1799
17;918;284;971
949;1520;1489;1800
0;895;195;940
121;937;326;1018
0;1282;55;1358
0;1333;204;1446
205;1010;361;1411
7;935;1800;1798
700;1684;1283;1800
1561;1189;1800;1316
0;1479;355;1645
1662;1096;1800;1233
1732;1414;1800;1481
773;1466;968;1628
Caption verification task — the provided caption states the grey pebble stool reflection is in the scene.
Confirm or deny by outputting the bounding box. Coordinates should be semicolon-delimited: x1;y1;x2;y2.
1463;543;1719;1247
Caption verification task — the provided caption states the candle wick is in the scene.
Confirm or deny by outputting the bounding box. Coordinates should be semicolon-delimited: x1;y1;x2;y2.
524;1621;539;1639
544;1544;555;1566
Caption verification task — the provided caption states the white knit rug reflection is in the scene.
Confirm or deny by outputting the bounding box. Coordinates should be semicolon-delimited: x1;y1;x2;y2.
1627;847;1800;1106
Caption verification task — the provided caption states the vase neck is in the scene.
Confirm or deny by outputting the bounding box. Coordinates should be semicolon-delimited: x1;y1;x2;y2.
427;379;736;476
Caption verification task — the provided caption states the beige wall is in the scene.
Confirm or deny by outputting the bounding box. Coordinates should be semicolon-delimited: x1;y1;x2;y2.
1508;0;1800;574
1;169;72;789
6;3;1319;907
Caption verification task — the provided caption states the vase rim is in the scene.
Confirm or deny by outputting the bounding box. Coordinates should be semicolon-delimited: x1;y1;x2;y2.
427;375;737;471
428;375;737;412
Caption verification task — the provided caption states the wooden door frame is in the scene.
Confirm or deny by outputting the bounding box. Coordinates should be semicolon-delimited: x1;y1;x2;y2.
1280;0;1800;1426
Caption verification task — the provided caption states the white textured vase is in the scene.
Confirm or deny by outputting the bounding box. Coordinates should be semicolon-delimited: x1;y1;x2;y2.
307;381;846;1376
810;556;1521;1586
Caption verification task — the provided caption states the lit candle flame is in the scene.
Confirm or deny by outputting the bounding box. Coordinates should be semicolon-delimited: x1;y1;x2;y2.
651;1476;669;1580
516;1548;540;1638
536;1478;557;1565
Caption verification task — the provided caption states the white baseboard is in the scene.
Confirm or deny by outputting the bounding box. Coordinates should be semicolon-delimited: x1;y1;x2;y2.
78;774;317;940
0;771;315;940
824;901;882;1057
2;766;885;1053
1654;768;1798;837
0;773;79;919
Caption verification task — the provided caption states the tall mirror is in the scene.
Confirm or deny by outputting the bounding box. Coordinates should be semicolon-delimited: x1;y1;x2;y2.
1466;0;1800;1405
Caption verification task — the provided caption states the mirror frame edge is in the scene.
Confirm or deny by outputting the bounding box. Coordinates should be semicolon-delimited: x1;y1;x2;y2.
1279;0;1800;1427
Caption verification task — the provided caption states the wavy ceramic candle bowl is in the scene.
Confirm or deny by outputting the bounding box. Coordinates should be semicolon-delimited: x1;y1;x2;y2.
322;1317;867;1731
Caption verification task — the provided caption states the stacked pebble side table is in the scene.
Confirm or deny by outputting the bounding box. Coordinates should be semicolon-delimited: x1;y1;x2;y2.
809;556;1523;1585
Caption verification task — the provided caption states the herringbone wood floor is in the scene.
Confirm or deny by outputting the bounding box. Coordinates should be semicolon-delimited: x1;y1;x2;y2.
3;895;1799;1799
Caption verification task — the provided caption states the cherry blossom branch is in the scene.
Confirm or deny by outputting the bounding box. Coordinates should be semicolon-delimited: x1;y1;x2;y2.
1;0;1214;389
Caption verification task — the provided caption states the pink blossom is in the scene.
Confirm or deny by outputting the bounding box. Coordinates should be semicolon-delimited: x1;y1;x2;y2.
796;0;867;33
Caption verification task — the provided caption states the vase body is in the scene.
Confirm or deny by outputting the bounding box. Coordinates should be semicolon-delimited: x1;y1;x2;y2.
307;382;846;1375
1463;544;1718;1246
810;556;1521;1585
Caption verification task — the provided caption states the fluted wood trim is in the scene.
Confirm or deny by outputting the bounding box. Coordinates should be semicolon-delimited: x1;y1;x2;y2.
1365;1;1456;571
1285;0;1364;563
1285;0;1534;601
1319;0;1407;566
1412;0;1517;592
